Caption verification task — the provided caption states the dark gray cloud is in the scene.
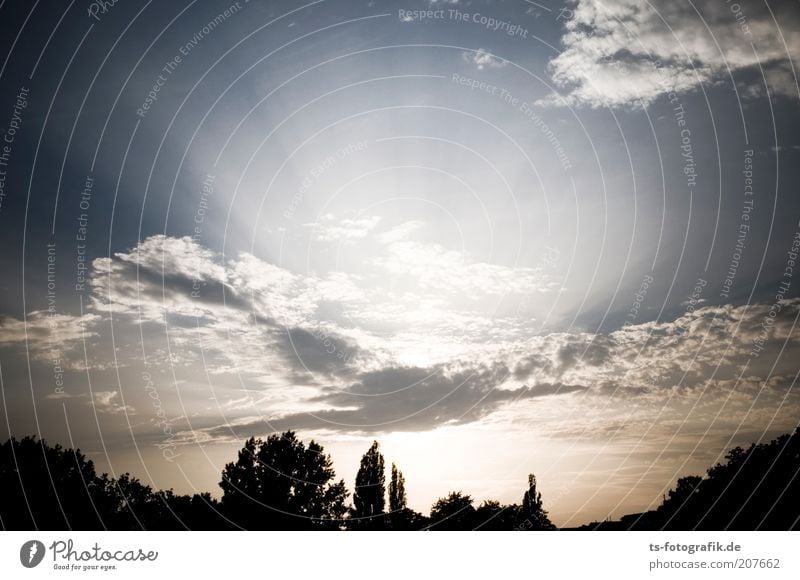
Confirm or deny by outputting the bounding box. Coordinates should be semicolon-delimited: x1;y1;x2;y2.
271;326;364;378
188;361;587;438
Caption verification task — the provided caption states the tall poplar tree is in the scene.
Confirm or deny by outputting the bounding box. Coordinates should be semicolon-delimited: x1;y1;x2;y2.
352;441;385;527
389;463;407;512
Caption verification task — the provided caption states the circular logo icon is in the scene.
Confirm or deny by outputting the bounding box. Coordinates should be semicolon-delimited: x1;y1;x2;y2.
19;540;46;568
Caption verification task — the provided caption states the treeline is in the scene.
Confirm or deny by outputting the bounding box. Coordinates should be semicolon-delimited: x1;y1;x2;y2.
0;432;553;530
573;428;800;531
2;428;798;530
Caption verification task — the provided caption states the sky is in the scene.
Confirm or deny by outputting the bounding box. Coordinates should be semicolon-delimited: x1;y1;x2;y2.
0;0;799;527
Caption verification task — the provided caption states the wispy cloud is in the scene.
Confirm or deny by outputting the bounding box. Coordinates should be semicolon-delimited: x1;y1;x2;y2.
371;238;553;296
305;212;382;243
0;310;100;365
463;48;508;70
91;391;135;415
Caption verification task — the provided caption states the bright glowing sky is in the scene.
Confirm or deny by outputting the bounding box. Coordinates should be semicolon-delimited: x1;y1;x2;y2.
1;0;799;526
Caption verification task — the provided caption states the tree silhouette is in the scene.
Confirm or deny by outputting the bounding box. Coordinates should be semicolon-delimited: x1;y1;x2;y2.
97;473;170;530
429;491;476;530
5;427;796;531
516;473;555;530
474;500;519;530
219;431;348;530
573;428;800;530
95;473;227;530
0;435;228;530
653;428;800;530
352;440;385;529
388;463;406;512
0;435;105;529
165;492;229;530
386;462;424;529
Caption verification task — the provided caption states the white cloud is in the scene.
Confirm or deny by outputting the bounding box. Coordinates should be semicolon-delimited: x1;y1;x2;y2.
86;229;554;373
305;213;381;243
463;48;508;70
179;292;800;439
371;239;555;296
91;390;135;415
9;228;799;445
0;310;100;364
506;299;800;397
542;0;800;108
377;220;425;244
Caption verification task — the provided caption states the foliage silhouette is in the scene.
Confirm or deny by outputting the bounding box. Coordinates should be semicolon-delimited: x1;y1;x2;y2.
516;473;556;530
474;500;519;530
0;435;103;529
386;462;425;529
427;474;554;530
351;440;385;529
0;435;225;530
2;428;798;530
429;491;477;530
219;432;348;530
653;428;800;530
388;462;407;513
572;428;800;531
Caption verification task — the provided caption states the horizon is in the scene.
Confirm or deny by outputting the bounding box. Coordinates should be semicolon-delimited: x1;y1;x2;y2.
4;425;796;529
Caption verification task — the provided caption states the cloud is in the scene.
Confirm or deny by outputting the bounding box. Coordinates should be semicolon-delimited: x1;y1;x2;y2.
377;220;425;244
169;287;800;442
371;239;556;297
82;230;556;377
542;0;800;108
89;235;240;322
305;212;382;243
273;326;363;377
463;48;508;70
0;310;100;364
180;361;587;439
89;221;557;374
10;230;800;447
509;299;800;394
91;391;135;415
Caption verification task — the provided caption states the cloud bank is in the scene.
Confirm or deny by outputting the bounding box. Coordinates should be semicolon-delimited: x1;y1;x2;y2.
2;224;798;440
